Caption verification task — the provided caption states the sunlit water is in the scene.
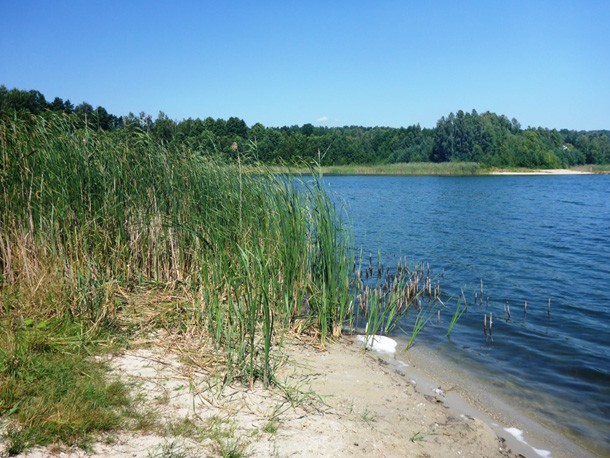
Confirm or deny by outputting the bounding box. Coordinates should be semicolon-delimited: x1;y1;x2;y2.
324;174;610;455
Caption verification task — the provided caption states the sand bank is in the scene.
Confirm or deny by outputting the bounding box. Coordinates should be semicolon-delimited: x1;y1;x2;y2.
8;335;591;457
491;169;593;175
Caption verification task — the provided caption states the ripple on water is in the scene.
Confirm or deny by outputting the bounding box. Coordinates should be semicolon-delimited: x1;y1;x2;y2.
326;174;610;456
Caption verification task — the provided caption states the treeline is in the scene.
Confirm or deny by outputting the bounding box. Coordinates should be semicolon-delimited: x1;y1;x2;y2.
2;85;609;167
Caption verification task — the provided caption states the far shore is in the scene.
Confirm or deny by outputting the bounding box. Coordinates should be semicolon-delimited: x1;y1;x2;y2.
255;162;610;176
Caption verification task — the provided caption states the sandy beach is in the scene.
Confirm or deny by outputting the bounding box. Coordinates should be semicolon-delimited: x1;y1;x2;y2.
491;169;594;175
6;333;592;458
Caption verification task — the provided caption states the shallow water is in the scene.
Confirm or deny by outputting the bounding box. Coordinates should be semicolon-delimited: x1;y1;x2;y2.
324;174;610;456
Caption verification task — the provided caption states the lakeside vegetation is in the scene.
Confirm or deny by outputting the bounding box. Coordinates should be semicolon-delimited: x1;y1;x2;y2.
0;112;355;453
571;164;610;173
261;162;486;176
2;85;609;170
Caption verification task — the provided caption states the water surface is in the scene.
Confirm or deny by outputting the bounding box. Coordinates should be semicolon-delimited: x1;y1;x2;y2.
325;175;610;455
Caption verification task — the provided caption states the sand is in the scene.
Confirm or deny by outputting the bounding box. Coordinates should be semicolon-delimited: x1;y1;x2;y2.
491;169;593;175
6;334;528;458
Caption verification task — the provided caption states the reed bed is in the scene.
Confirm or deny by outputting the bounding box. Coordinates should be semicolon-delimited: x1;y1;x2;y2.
258;162;485;176
563;164;610;173
0;113;352;388
349;254;445;348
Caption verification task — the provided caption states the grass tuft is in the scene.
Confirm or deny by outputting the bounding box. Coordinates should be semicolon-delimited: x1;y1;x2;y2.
0;318;129;454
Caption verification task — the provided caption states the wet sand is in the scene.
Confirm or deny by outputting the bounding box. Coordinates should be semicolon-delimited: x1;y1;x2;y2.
393;340;594;458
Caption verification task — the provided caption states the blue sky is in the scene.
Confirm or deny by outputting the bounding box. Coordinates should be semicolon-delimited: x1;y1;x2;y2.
1;1;608;130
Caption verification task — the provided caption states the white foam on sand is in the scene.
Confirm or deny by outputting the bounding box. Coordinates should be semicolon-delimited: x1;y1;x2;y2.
356;334;397;354
504;427;552;458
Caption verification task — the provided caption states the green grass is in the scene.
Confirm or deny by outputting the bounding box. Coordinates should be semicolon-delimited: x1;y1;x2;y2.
147;440;189;458
446;296;466;337
262;420;279;434
0;318;129;455
358;408;376;425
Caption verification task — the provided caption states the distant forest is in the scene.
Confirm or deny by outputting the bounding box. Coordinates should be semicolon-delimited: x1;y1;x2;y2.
2;85;609;167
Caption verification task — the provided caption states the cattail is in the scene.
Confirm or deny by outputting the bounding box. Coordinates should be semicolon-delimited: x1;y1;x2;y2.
547;298;551;319
484;314;487;337
524;300;527;320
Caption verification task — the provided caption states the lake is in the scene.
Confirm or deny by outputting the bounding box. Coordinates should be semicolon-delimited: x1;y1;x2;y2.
324;174;610;456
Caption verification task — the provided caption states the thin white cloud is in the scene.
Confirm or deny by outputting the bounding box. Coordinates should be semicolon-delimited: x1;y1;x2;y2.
317;115;329;123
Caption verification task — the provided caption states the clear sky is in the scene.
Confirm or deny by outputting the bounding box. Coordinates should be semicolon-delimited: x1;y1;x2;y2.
1;1;608;130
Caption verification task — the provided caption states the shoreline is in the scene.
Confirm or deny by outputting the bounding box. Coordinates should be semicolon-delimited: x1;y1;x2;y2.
260;164;608;176
392;338;595;458
4;334;596;457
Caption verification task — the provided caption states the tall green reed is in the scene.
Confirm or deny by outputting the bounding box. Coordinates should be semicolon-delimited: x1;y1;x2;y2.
0;113;352;385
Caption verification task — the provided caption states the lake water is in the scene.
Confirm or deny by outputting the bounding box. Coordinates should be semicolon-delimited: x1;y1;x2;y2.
324;174;610;456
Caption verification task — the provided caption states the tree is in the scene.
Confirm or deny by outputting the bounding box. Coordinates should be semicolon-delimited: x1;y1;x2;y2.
152;111;177;144
75;102;95;128
50;97;65;112
301;123;314;137
0;87;48;114
63;99;74;114
92;106;114;130
226;116;248;139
